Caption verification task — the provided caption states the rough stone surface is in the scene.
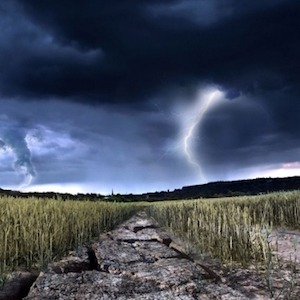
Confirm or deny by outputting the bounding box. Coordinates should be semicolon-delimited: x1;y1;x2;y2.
24;213;259;299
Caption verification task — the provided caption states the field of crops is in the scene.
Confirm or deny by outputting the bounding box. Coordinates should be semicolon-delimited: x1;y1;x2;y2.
1;191;299;281
0;197;141;276
146;191;300;265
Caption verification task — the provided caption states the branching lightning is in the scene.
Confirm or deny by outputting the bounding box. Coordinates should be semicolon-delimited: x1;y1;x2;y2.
182;88;223;181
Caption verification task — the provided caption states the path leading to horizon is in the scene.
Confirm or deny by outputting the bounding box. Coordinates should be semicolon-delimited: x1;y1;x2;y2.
20;212;262;299
9;211;300;299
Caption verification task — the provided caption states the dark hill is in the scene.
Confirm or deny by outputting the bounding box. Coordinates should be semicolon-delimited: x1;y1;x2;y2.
132;176;300;201
1;176;300;202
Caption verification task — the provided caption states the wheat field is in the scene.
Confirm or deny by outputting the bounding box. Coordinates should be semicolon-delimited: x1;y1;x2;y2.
0;197;141;276
146;191;300;265
1;191;299;279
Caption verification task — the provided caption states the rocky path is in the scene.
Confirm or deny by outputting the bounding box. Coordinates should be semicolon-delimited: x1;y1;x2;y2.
4;212;268;299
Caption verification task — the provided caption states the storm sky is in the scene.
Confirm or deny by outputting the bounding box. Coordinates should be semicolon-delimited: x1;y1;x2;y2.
0;0;300;194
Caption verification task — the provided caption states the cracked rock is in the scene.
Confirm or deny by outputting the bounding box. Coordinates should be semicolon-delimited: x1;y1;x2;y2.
24;213;251;299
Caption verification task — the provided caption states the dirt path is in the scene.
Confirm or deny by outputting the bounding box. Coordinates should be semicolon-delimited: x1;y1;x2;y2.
3;212;299;299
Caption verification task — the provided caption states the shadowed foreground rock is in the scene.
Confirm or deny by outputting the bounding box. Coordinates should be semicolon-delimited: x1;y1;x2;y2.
24;213;253;299
0;272;39;300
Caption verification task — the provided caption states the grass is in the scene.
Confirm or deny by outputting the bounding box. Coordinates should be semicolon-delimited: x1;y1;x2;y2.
1;191;299;297
0;196;141;277
146;191;300;298
146;191;300;265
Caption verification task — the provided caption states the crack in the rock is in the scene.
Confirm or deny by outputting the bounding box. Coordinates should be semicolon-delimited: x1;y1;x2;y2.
49;261;91;274
169;244;222;283
116;238;159;243
51;247;106;274
21;215;225;299
155;255;183;260
132;224;158;233
157;236;173;247
87;246;101;271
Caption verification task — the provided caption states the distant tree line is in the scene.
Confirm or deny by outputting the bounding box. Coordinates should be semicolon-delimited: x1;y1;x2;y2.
0;190;105;201
1;176;300;202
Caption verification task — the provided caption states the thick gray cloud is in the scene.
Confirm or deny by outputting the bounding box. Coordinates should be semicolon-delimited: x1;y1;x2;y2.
0;116;35;186
0;99;191;193
0;0;299;102
0;0;299;193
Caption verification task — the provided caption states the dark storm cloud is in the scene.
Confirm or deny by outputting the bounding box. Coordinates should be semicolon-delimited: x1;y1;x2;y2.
198;90;300;180
0;98;186;193
0;0;300;192
0;0;299;103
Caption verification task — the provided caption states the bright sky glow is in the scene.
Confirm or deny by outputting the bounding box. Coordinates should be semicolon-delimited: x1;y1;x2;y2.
20;183;87;195
227;161;300;182
259;162;300;178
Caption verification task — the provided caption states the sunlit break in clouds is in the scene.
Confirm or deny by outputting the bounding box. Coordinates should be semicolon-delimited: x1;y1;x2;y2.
181;88;224;182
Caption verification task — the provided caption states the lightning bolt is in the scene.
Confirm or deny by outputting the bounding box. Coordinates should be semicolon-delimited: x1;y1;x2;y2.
183;89;223;181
